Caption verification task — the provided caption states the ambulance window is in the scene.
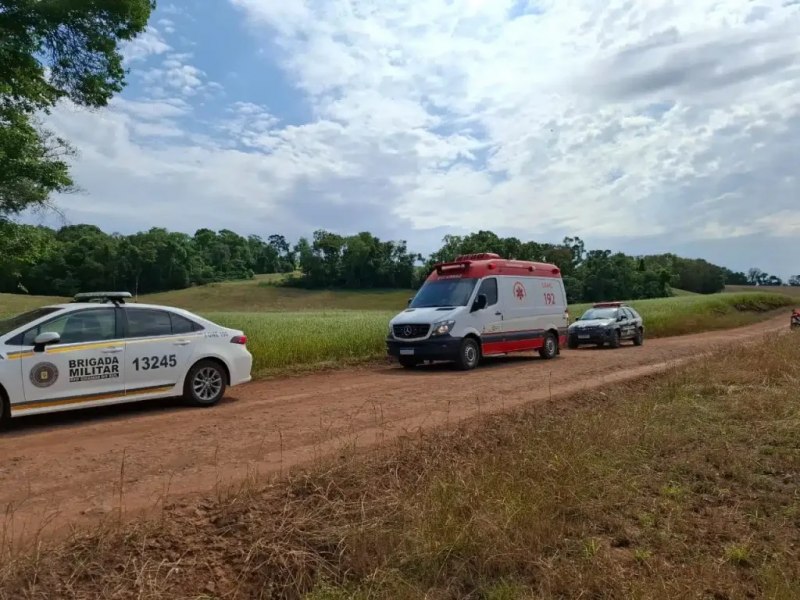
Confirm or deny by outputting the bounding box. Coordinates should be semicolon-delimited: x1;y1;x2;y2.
477;278;498;306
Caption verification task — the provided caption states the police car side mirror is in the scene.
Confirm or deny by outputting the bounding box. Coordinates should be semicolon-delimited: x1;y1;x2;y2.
407;297;413;306
33;331;60;352
472;294;488;312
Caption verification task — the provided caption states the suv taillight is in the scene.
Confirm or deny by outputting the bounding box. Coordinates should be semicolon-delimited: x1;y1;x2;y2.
230;335;247;345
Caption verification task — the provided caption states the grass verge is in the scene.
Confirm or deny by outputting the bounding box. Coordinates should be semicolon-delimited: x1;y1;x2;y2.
217;292;792;375
1;291;793;377
1;333;799;599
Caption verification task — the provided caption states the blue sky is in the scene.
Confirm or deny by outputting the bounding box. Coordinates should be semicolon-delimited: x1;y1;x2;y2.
31;0;800;277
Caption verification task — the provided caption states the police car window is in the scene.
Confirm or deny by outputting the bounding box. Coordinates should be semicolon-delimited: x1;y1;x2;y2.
126;309;173;338
0;307;61;340
170;313;203;334
21;309;117;346
478;278;498;306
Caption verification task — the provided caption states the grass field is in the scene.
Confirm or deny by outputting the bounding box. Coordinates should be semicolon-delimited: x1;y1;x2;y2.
3;330;798;598
726;284;800;298
1;286;794;376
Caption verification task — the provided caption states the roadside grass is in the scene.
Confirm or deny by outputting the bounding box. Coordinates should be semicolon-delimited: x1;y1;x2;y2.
1;331;798;599
1;291;793;376
0;293;68;317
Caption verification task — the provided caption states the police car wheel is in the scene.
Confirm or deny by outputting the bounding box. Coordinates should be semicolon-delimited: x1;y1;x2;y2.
0;390;9;429
610;330;621;349
539;332;558;359
184;360;226;407
633;328;644;346
456;338;480;370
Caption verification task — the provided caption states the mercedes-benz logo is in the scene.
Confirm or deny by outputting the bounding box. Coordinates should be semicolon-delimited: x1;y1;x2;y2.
404;325;412;336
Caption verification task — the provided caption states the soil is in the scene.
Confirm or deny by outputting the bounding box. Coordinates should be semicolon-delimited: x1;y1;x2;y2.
0;314;791;545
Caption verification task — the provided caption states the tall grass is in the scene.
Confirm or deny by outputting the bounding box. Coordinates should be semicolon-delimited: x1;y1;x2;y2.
2;329;798;598
210;292;791;375
1;291;793;376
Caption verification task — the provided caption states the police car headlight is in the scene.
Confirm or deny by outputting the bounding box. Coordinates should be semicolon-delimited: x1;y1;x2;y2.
431;320;455;336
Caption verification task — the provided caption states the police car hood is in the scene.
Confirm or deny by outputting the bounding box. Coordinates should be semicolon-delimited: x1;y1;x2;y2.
392;306;460;325
569;318;615;329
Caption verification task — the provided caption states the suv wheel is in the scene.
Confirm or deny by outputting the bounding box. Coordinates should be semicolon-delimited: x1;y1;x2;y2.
539;332;559;359
456;338;481;370
567;336;579;350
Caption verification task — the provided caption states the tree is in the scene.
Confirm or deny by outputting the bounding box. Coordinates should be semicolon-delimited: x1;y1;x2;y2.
0;0;155;217
789;275;800;287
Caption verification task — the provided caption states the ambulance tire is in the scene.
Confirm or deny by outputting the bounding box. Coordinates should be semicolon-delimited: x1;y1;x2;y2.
539;332;559;360
456;337;481;371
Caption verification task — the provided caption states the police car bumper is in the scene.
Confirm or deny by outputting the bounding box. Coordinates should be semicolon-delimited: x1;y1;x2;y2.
386;336;462;361
569;328;615;345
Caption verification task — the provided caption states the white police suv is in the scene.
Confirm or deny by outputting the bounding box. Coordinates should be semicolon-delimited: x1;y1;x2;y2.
0;292;252;426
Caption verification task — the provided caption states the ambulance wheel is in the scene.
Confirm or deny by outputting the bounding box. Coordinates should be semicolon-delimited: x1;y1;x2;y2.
456;338;480;370
539;332;559;359
399;356;419;369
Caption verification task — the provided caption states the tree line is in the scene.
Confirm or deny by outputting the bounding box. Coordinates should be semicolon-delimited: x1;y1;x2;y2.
2;222;793;303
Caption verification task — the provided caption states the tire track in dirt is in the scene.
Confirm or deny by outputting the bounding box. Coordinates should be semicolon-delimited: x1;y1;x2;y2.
0;314;789;544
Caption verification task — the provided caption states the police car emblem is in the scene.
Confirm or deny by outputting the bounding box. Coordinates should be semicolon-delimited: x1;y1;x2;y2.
30;362;59;388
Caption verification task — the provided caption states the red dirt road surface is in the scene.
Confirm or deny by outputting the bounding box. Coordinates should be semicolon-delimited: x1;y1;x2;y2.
0;315;788;543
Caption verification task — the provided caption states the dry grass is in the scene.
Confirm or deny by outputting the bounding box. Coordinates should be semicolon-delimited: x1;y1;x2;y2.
1;332;799;599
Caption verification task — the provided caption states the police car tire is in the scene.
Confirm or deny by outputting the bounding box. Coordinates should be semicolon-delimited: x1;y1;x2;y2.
633;328;644;346
456;338;480;370
184;360;226;407
0;390;9;429
610;330;621;349
539;332;558;359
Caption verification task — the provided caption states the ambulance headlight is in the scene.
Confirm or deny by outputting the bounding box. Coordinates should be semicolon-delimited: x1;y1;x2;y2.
431;320;455;336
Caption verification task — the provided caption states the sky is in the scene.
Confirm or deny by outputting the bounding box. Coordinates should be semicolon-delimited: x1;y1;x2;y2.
27;0;800;277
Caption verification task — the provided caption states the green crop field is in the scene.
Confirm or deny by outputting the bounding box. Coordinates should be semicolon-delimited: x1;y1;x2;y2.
726;284;800;298
1;286;793;377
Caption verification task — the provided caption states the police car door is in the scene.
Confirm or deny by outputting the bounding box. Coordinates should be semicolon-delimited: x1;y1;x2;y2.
18;307;125;414
122;307;194;394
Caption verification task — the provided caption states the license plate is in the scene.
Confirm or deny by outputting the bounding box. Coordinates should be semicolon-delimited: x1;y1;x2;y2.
578;335;590;339
399;348;415;356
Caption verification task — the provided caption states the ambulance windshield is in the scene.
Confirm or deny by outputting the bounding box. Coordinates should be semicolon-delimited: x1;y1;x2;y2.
410;278;478;308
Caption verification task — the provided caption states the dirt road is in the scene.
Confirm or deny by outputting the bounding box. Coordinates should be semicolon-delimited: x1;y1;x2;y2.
0;315;788;543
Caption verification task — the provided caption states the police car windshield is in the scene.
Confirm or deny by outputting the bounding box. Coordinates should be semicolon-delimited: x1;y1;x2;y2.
0;307;61;338
410;278;478;308
580;308;618;320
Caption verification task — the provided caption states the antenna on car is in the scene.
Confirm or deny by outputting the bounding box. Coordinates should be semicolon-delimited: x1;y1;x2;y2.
72;291;133;306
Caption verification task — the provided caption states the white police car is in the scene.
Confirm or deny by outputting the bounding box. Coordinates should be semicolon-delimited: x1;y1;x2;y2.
0;292;252;426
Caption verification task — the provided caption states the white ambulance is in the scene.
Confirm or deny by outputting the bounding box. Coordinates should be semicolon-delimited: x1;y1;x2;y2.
386;253;569;370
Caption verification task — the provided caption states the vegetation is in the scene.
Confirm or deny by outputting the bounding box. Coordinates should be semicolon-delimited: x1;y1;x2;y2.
0;0;155;219
727;284;800;298
0;222;762;305
3;289;790;376
2;330;798;599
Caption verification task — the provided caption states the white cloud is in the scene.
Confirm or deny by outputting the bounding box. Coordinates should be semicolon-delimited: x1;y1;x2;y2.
121;26;171;62
35;0;800;277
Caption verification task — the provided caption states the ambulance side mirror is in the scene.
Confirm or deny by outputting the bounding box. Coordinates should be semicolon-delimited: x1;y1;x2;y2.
472;294;488;312
33;331;60;353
